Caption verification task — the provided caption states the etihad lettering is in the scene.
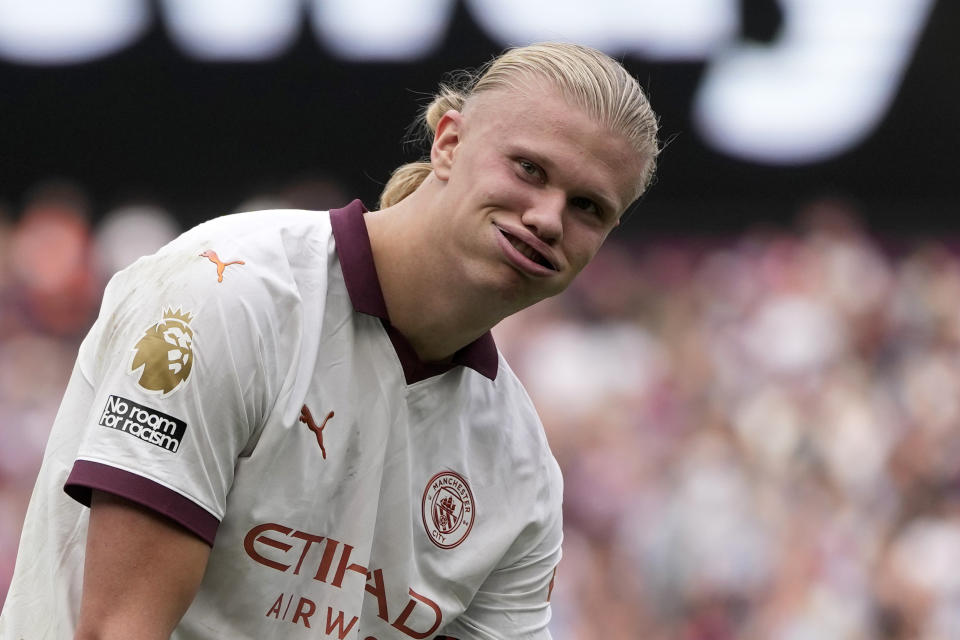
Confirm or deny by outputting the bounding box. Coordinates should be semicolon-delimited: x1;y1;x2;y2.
99;394;186;453
391;588;443;639
244;522;443;638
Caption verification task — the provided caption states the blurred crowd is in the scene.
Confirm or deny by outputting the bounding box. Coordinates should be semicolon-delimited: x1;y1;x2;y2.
2;183;960;639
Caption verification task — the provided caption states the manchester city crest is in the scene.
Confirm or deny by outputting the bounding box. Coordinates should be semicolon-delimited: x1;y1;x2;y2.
422;471;475;549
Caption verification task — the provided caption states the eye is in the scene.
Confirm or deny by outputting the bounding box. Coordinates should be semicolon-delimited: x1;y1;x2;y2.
516;158;544;182
570;196;601;216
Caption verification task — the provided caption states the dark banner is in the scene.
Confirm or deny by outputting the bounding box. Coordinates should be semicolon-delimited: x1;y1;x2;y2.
0;0;956;232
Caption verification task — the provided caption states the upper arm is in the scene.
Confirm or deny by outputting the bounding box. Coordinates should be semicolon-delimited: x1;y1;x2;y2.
57;216;318;637
65;235;292;539
439;549;560;640
75;491;211;640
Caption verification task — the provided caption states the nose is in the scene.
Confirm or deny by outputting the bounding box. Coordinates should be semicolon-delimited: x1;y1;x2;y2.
520;191;564;243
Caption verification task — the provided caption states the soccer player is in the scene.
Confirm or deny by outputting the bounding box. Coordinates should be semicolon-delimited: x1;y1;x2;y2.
0;42;658;639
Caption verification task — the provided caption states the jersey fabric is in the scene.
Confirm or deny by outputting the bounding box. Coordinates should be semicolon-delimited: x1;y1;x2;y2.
0;201;563;639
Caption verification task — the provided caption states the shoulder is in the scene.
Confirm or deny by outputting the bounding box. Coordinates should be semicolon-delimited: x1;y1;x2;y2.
167;208;333;278
490;354;555;453
85;209;336;380
107;209;333;313
461;356;564;577
470;354;564;509
185;208;332;244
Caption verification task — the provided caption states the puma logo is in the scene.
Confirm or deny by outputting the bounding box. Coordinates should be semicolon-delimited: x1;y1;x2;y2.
199;249;245;282
300;405;333;459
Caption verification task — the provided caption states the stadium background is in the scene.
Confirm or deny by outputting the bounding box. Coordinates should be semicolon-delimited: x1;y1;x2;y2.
2;1;959;637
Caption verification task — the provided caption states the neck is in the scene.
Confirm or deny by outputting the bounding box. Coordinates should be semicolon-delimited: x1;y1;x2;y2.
365;183;504;362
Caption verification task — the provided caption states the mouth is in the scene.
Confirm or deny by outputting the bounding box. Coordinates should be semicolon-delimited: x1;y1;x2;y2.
497;227;558;272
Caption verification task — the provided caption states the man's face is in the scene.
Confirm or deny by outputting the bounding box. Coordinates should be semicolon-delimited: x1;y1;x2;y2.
430;82;648;312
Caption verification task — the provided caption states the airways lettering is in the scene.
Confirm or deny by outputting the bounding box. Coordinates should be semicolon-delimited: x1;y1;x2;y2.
264;592;359;638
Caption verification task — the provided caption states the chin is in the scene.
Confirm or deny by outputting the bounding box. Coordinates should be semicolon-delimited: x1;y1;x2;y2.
501;282;562;313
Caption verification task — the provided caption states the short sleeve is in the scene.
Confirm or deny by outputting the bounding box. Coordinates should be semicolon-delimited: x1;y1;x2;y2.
63;221;299;545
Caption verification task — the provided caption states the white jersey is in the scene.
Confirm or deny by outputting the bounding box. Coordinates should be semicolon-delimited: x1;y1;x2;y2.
0;201;563;639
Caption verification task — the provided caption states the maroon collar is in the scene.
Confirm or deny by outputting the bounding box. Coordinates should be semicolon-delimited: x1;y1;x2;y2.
329;200;498;383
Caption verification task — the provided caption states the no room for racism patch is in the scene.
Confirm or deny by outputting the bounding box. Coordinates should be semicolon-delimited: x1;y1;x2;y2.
99;394;186;453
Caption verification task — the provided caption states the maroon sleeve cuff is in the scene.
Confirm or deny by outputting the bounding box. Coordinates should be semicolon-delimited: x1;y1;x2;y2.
65;459;220;546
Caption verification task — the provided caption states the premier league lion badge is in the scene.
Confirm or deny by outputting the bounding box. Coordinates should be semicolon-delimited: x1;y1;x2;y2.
129;307;196;397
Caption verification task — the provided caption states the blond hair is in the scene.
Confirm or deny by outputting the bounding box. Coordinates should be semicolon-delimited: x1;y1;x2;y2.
379;42;659;209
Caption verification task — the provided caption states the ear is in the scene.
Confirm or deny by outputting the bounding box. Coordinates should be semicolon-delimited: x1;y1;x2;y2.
430;109;463;181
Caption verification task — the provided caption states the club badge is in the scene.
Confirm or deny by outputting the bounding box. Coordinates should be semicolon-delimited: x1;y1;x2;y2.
422;471;475;549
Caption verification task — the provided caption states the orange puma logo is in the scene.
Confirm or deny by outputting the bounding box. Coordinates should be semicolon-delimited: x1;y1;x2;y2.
199;250;245;282
300;405;333;459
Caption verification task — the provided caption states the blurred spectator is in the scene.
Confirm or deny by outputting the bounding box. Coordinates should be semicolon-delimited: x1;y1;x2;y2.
497;196;960;638
0;184;179;604
7;182;99;337
234;172;350;214
94;203;181;278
